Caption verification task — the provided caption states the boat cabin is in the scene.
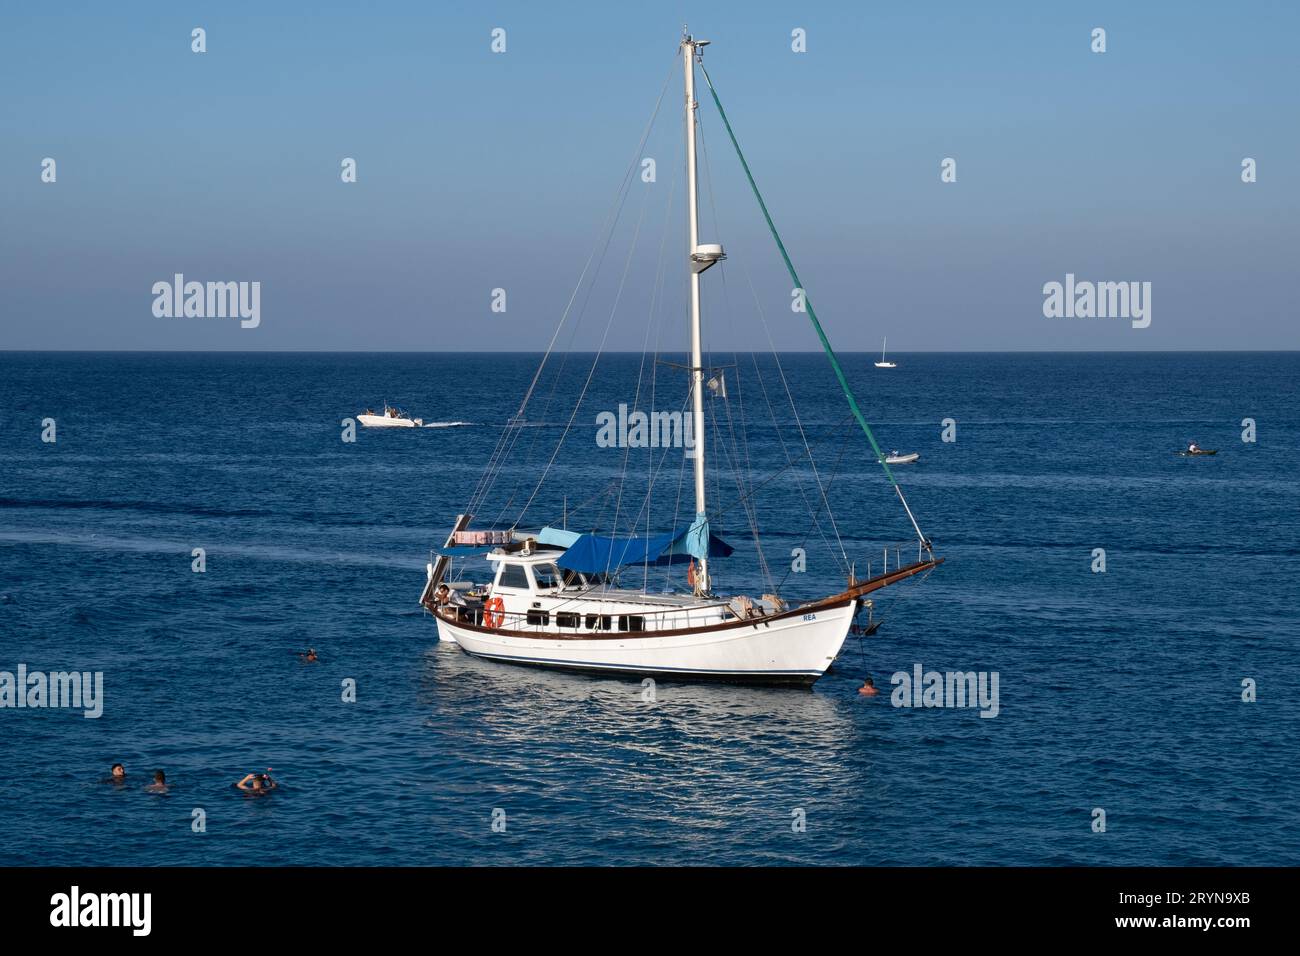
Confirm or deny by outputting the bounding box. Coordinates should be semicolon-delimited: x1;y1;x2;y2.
444;548;737;635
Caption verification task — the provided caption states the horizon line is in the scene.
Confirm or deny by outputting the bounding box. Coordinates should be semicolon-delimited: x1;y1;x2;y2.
3;348;1298;355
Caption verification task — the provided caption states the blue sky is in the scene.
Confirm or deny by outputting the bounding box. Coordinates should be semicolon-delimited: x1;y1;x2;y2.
1;0;1296;350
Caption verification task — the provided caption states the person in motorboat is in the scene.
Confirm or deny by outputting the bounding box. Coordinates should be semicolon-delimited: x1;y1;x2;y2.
859;676;879;697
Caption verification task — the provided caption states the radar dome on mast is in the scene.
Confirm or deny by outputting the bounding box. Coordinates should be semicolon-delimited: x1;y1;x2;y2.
690;243;726;273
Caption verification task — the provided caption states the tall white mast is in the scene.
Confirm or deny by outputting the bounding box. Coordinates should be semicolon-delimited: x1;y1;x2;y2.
682;33;724;595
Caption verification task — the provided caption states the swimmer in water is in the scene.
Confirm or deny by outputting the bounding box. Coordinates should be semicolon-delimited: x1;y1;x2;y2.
297;648;319;663
236;771;278;794
145;770;169;793
858;676;879;697
103;763;126;785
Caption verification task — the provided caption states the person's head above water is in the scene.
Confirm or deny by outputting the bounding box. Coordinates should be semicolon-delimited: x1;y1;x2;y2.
111;763;125;778
153;770;165;784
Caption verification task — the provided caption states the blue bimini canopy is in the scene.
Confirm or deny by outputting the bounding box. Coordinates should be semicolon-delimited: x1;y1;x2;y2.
555;515;733;575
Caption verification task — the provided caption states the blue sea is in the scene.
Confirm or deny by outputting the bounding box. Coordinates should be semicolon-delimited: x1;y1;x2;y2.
0;351;1296;866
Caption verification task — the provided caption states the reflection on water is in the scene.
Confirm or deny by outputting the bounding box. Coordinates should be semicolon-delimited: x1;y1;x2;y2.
415;643;876;865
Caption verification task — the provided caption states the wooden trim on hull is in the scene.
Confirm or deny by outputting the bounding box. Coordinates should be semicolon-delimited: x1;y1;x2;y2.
456;647;823;687
424;557;943;641
832;556;944;603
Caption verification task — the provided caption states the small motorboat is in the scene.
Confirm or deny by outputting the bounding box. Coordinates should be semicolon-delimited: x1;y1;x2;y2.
885;451;919;464
358;403;423;428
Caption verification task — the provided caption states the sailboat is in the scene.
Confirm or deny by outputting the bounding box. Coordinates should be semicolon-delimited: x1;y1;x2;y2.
418;33;941;686
874;338;896;368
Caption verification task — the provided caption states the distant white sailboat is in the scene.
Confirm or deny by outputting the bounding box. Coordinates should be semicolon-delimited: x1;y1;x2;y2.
874;338;896;368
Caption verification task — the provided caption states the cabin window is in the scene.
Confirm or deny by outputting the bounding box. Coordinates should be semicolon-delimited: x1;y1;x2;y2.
531;563;562;590
497;564;529;590
584;614;611;631
556;612;580;629
526;609;550;627
618;615;646;632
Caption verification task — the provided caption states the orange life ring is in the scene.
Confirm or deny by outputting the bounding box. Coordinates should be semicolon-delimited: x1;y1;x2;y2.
483;596;505;629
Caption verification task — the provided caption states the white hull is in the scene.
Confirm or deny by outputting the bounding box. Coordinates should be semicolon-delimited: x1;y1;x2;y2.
358;414;418;428
885;452;919;464
435;601;855;685
874;362;896;368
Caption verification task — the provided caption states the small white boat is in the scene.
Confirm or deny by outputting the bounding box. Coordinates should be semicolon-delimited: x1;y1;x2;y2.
357;403;423;428
874;337;896;368
885;451;919;464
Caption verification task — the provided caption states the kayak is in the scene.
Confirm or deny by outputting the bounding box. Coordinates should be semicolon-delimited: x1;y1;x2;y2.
1178;449;1217;456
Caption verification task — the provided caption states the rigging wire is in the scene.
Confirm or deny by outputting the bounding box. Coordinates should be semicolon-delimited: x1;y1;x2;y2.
516;153;656;529
698;62;933;553
608;142;681;553
696;109;777;591
465;53;678;525
695;100;849;580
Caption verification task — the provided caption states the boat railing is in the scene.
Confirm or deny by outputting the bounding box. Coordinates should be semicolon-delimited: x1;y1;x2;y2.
856;540;933;582
434;601;731;632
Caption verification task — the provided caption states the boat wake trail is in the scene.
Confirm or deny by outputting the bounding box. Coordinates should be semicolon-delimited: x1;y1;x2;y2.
0;529;421;569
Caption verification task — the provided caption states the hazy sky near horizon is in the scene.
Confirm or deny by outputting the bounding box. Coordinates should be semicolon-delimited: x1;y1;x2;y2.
2;1;1296;352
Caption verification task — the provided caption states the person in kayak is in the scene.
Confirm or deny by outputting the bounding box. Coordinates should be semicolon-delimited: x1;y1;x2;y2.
1188;441;1199;452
